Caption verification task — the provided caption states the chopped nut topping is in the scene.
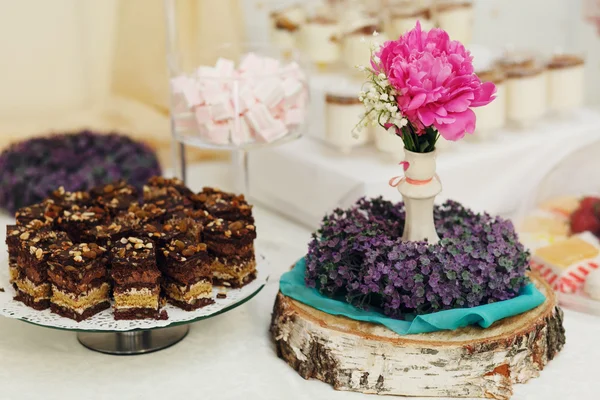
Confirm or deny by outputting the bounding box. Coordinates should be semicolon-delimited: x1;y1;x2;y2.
120;237;129;244
35;248;44;259
19;232;30;240
74;255;83;262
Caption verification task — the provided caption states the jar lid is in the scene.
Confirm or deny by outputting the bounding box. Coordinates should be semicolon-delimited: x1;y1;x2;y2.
547;54;585;70
498;51;544;78
477;68;506;84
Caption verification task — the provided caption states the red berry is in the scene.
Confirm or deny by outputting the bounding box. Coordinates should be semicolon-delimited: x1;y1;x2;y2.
570;208;600;234
579;196;600;213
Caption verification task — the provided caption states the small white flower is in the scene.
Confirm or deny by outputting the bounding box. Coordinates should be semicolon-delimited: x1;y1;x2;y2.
378;73;386;80
373;30;380;37
380;93;388;101
357;65;366;71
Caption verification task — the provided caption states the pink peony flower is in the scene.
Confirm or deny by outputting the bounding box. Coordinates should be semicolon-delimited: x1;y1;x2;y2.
374;22;496;141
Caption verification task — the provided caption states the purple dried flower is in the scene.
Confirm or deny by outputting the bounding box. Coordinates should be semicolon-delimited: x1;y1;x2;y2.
306;197;530;319
0;131;162;213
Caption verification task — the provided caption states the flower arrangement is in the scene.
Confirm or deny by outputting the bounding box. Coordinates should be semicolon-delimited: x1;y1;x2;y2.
305;198;529;318
0;131;162;213
355;22;496;153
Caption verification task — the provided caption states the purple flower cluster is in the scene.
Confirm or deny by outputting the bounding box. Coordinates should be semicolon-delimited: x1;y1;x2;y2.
305;198;530;318
0;131;162;213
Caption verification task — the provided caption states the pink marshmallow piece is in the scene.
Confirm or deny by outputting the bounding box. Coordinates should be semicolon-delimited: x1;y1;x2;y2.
254;78;284;109
285;108;305;126
270;100;286;120
197;66;220;78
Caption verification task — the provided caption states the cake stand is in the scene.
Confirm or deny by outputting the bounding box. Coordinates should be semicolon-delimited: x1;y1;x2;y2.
0;255;269;355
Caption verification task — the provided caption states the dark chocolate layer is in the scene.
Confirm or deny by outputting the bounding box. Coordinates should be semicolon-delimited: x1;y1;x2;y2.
114;307;166;320
167;297;214;311
50;301;110;322
14;291;50;310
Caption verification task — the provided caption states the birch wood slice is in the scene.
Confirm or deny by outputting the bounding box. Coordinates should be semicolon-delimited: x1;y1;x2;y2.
270;272;565;399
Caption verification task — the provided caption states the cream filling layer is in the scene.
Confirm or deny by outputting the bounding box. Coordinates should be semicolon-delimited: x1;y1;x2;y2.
9;265;20;284
165;281;212;304
114;288;159;310
51;283;110;314
212;258;257;284
15;277;50;300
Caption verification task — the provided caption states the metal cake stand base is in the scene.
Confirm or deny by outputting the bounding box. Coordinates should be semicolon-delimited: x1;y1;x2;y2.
77;325;190;355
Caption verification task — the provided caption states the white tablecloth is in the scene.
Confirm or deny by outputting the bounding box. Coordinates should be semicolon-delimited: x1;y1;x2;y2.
0;163;599;400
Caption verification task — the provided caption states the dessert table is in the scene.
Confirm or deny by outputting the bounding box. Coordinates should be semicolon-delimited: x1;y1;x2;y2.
0;162;598;400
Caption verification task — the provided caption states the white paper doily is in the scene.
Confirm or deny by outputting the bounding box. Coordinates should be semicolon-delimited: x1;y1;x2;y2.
0;255;269;332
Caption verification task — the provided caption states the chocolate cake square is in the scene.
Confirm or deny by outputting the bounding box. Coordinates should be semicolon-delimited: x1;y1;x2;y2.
144;176;194;198
110;203;167;240
5;220;47;285
81;222;124;247
48;186;91;209
143;186;192;213
47;243;111;321
159;239;214;310
15;230;72;310
15;200;60;227
57;204;107;242
90;180;139;216
204;219;257;288
190;187;253;223
110;237;163;320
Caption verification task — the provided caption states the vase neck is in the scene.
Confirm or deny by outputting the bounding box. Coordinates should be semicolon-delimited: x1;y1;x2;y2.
403;150;437;180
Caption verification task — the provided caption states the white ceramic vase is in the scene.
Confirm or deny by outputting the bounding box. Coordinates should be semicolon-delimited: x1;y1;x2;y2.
397;149;442;244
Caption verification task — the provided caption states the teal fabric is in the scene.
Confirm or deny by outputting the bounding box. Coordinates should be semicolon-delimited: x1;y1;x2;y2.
280;258;546;335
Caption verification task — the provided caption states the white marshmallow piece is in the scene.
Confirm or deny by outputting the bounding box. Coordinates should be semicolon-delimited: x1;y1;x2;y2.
170;76;189;94
194;105;211;125
257;119;289;143
182;80;204;107
215;57;235;77
285;108;305;126
254;78;285;108
282;77;303;106
202;82;226;105
197;66;220;78
231;118;253;145
200;121;231;145
239;52;264;73
281;61;305;80
237;84;257;114
245;103;278;133
263;57;281;74
210;100;234;122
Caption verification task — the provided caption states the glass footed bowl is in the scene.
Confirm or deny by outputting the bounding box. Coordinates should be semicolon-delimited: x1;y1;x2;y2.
167;41;310;150
516;137;600;315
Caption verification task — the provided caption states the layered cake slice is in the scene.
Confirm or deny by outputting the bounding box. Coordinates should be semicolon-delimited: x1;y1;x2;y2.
5;220;46;285
191;187;253;223
143;177;193;212
107;202;167;240
47;243;111;321
49;187;91;209
110;237;164;320
90;180;139;216
144;176;194;198
15;230;72;310
15;199;61;227
57;204;107;242
160;238;214;310
204;219;257;288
